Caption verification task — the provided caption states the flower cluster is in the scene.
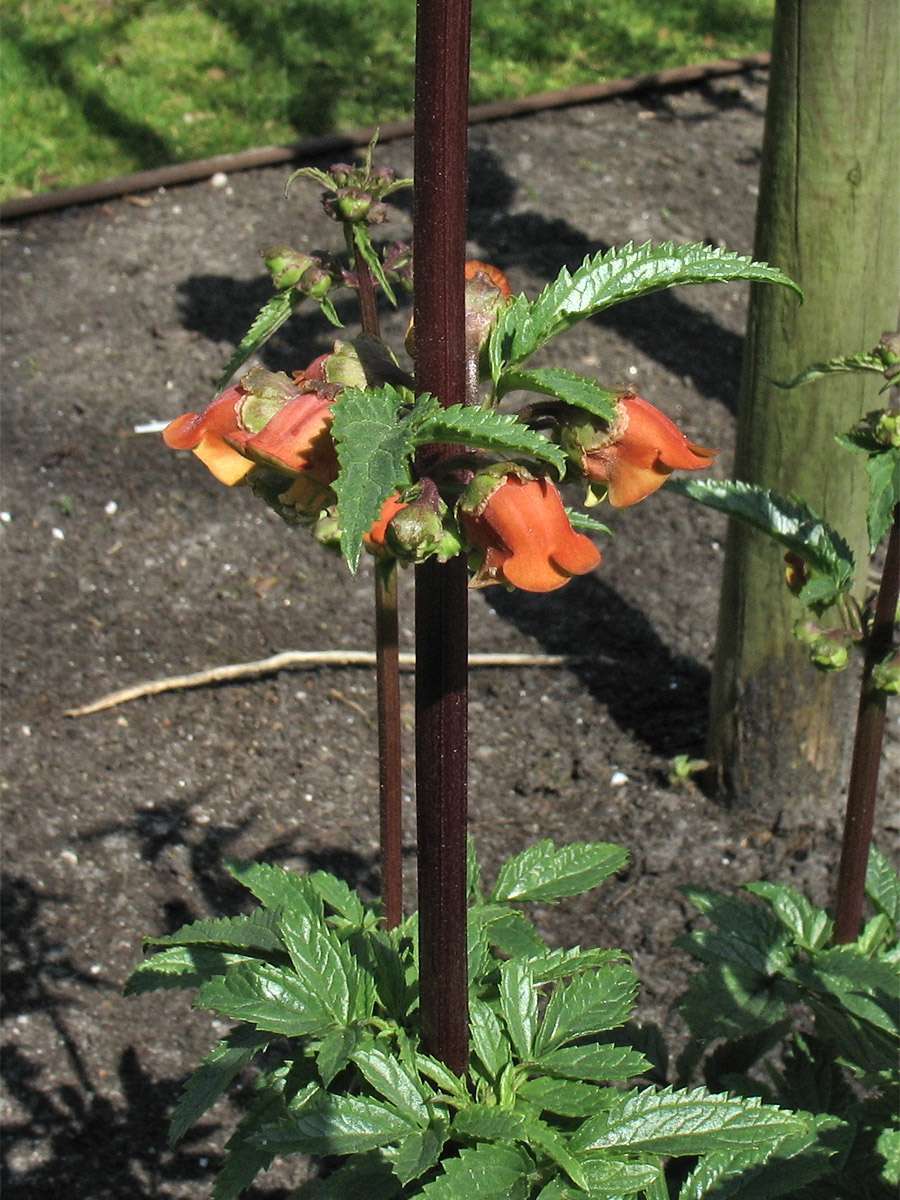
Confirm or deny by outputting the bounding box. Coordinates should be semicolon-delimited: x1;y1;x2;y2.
164;253;717;593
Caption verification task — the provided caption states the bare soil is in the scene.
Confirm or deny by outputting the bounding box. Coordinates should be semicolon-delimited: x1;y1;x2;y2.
2;70;897;1198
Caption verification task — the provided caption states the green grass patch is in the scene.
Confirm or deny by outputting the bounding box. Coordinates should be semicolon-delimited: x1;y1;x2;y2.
1;0;772;200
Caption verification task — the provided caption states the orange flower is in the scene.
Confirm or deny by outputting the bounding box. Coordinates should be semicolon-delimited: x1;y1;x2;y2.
464;260;512;297
163;384;254;486
225;391;338;485
460;470;601;593
567;395;717;507
162;367;340;487
364;493;408;554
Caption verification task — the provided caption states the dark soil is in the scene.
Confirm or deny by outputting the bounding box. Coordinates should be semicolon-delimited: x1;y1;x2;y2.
2;70;897;1198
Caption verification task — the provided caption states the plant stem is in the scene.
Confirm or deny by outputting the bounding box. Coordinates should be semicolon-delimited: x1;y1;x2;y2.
375;563;404;928
412;0;472;1074
833;504;899;943
353;249;405;927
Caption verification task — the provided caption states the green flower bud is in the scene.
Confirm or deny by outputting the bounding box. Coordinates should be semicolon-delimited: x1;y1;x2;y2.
261;246;315;290
872;650;900;695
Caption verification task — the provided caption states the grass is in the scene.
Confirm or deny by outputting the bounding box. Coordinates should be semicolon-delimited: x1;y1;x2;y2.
0;0;773;201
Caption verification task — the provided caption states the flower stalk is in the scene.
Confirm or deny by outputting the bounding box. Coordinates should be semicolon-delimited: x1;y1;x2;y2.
834;503;900;943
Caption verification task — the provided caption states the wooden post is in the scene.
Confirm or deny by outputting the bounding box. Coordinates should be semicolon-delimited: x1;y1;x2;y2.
707;0;900;817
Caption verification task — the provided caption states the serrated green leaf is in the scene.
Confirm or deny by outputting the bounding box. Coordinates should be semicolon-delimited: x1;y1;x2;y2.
125;945;246;995
169;1025;270;1146
307;870;369;926
290;1091;422;1156
331;384;415;571
866;446;900;552
414;1053;470;1102
412;403;567;476
491;840;628;904
351;1041;430;1124
535;967;639;1055
451;1105;529;1143
775;350;888;390
418;1141;534;1199
537;1041;649;1083
679;886;793;976
665;478;855;601
469;997;512;1081
500;959;539;1059
212;1088;297;1200
482;909;548;960
496;367;618;423
795;947;900;1037
143;907;286;956
518;1075;608;1118
392;1119;450;1186
216;290;302;390
278;903;357;1026
569;1087;809;1156
194;960;338;1036
577;1153;663;1198
522;1113;589;1190
523;945;627;984
489;242;799;374
225;857;318;915
744;882;832;952
676;1112;847;1200
315;1025;363;1087
566;508;612;536
289;1151;402;1199
866;845;900;931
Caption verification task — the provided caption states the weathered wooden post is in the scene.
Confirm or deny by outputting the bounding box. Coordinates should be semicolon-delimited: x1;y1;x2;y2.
707;0;900;817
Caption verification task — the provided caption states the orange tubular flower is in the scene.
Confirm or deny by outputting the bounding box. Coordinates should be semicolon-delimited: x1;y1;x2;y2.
225;391;339;485
460;470;601;593
569;395;717;508
163;384;254;486
364;493;408;554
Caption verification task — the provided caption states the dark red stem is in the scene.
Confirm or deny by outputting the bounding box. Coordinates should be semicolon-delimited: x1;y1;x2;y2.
833;504;899;943
354;250;404;928
412;0;472;1074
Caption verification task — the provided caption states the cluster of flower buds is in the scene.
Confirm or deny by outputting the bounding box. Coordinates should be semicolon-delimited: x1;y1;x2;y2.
287;141;412;230
261;247;340;301
164;254;722;592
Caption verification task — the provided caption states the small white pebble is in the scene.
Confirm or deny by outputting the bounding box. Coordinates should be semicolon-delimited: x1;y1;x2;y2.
627;365;639;376
210;172;229;188
610;770;629;787
0;511;10;522
21;725;31;736
51;527;65;540
304;792;314;801
60;849;79;866
104;501;118;516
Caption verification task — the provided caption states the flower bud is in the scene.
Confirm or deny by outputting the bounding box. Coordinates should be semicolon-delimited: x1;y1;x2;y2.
261;246;316;290
793;619;851;671
380;481;464;563
872;650;900;695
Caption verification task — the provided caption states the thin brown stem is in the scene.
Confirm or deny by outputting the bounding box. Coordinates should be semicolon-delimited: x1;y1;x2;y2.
353;249;405;926
833;504;899;943
375;563;404;928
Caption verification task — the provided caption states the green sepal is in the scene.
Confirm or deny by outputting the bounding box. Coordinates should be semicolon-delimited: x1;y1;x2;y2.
775;349;891;389
352;223;397;306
